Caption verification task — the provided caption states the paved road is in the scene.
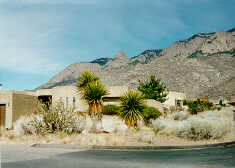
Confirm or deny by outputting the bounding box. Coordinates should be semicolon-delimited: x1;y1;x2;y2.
1;144;235;168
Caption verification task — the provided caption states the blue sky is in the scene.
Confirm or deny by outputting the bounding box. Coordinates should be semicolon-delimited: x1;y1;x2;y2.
0;0;234;91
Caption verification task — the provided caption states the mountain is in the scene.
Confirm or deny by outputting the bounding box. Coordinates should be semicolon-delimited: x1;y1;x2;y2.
37;28;235;99
90;57;112;66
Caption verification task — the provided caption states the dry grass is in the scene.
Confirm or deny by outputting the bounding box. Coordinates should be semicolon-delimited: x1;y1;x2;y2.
152;107;234;140
1;107;234;146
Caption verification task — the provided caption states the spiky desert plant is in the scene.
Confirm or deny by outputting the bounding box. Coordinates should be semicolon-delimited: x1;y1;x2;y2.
75;70;99;92
119;90;146;127
82;81;108;117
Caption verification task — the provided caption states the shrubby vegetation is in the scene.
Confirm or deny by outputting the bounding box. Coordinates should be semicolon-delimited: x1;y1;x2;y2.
138;75;168;103
14;102;81;135
184;99;213;114
169;111;189;121
76;71;108;118
151;111;230;140
102;105;121;115
142;107;161;125
119;90;146;127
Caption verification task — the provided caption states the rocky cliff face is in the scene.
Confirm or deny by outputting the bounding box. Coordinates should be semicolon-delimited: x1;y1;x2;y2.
37;28;235;99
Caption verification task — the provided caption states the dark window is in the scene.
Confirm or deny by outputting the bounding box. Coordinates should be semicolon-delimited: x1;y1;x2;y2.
72;97;76;108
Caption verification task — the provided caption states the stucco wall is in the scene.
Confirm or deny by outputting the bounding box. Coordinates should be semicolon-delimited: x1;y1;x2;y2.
12;92;38;128
163;92;186;107
52;86;88;112
145;99;164;112
103;97;121;106
0;91;13;129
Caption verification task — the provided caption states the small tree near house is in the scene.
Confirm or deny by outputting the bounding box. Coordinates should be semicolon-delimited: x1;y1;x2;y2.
75;71;108;118
119;90;146;127
138;75;168;103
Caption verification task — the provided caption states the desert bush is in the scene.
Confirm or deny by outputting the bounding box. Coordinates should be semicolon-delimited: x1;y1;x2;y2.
169;106;184;113
33;102;80;134
151;111;230;140
186;99;213;114
178;116;229;140
142;107;161;125
14;102;81;135
14;116;37;136
151;119;179;135
169;111;190;121
102;105;121;115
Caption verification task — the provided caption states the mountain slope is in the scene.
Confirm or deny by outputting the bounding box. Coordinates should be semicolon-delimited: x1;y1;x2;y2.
37;28;235;99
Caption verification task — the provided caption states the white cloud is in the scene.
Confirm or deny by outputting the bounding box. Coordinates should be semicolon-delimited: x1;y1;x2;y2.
0;7;62;74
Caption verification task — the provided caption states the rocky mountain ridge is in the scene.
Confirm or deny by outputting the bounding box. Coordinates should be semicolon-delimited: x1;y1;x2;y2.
37;27;235;99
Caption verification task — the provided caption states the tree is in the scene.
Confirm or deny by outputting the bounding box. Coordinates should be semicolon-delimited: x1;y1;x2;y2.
75;70;99;92
119;90;146;127
138;75;168;103
75;71;108;117
82;81;108;117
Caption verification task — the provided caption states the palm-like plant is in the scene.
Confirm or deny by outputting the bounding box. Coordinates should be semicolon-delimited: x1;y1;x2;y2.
82;81;108;117
75;70;99;92
120;90;146;127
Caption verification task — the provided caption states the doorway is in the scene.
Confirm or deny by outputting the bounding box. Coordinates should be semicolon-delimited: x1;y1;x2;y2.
0;104;6;128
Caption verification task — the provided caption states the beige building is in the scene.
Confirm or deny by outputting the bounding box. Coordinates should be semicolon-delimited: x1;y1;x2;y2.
0;84;186;130
0;85;128;129
0;91;38;129
163;91;187;108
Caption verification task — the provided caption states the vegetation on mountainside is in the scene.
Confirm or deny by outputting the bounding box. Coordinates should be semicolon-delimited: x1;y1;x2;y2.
138;75;168;103
207;48;235;57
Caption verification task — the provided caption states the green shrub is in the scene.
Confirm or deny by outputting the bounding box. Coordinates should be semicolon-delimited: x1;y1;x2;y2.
102;105;121;115
186;99;213;115
120;90;146;127
142;107;161;125
138;75;168;103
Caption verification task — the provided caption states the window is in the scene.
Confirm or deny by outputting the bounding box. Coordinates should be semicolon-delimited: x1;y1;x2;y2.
66;97;69;108
72;97;76;109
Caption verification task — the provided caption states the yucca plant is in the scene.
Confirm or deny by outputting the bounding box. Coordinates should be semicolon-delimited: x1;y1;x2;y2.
75;70;99;92
82;81;108;117
120;90;146;127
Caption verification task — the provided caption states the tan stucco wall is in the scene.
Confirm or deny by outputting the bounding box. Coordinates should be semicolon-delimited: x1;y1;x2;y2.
0;91;13;129
163;92;186;108
51;86;88;112
145;99;164;112
11;92;38;128
106;86;128;97
35;88;53;96
36;85;128;112
103;97;121;106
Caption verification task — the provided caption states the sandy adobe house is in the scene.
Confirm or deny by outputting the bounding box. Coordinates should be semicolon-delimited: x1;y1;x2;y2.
0;83;187;130
163;91;187;108
0;90;38;130
0;85;128;130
